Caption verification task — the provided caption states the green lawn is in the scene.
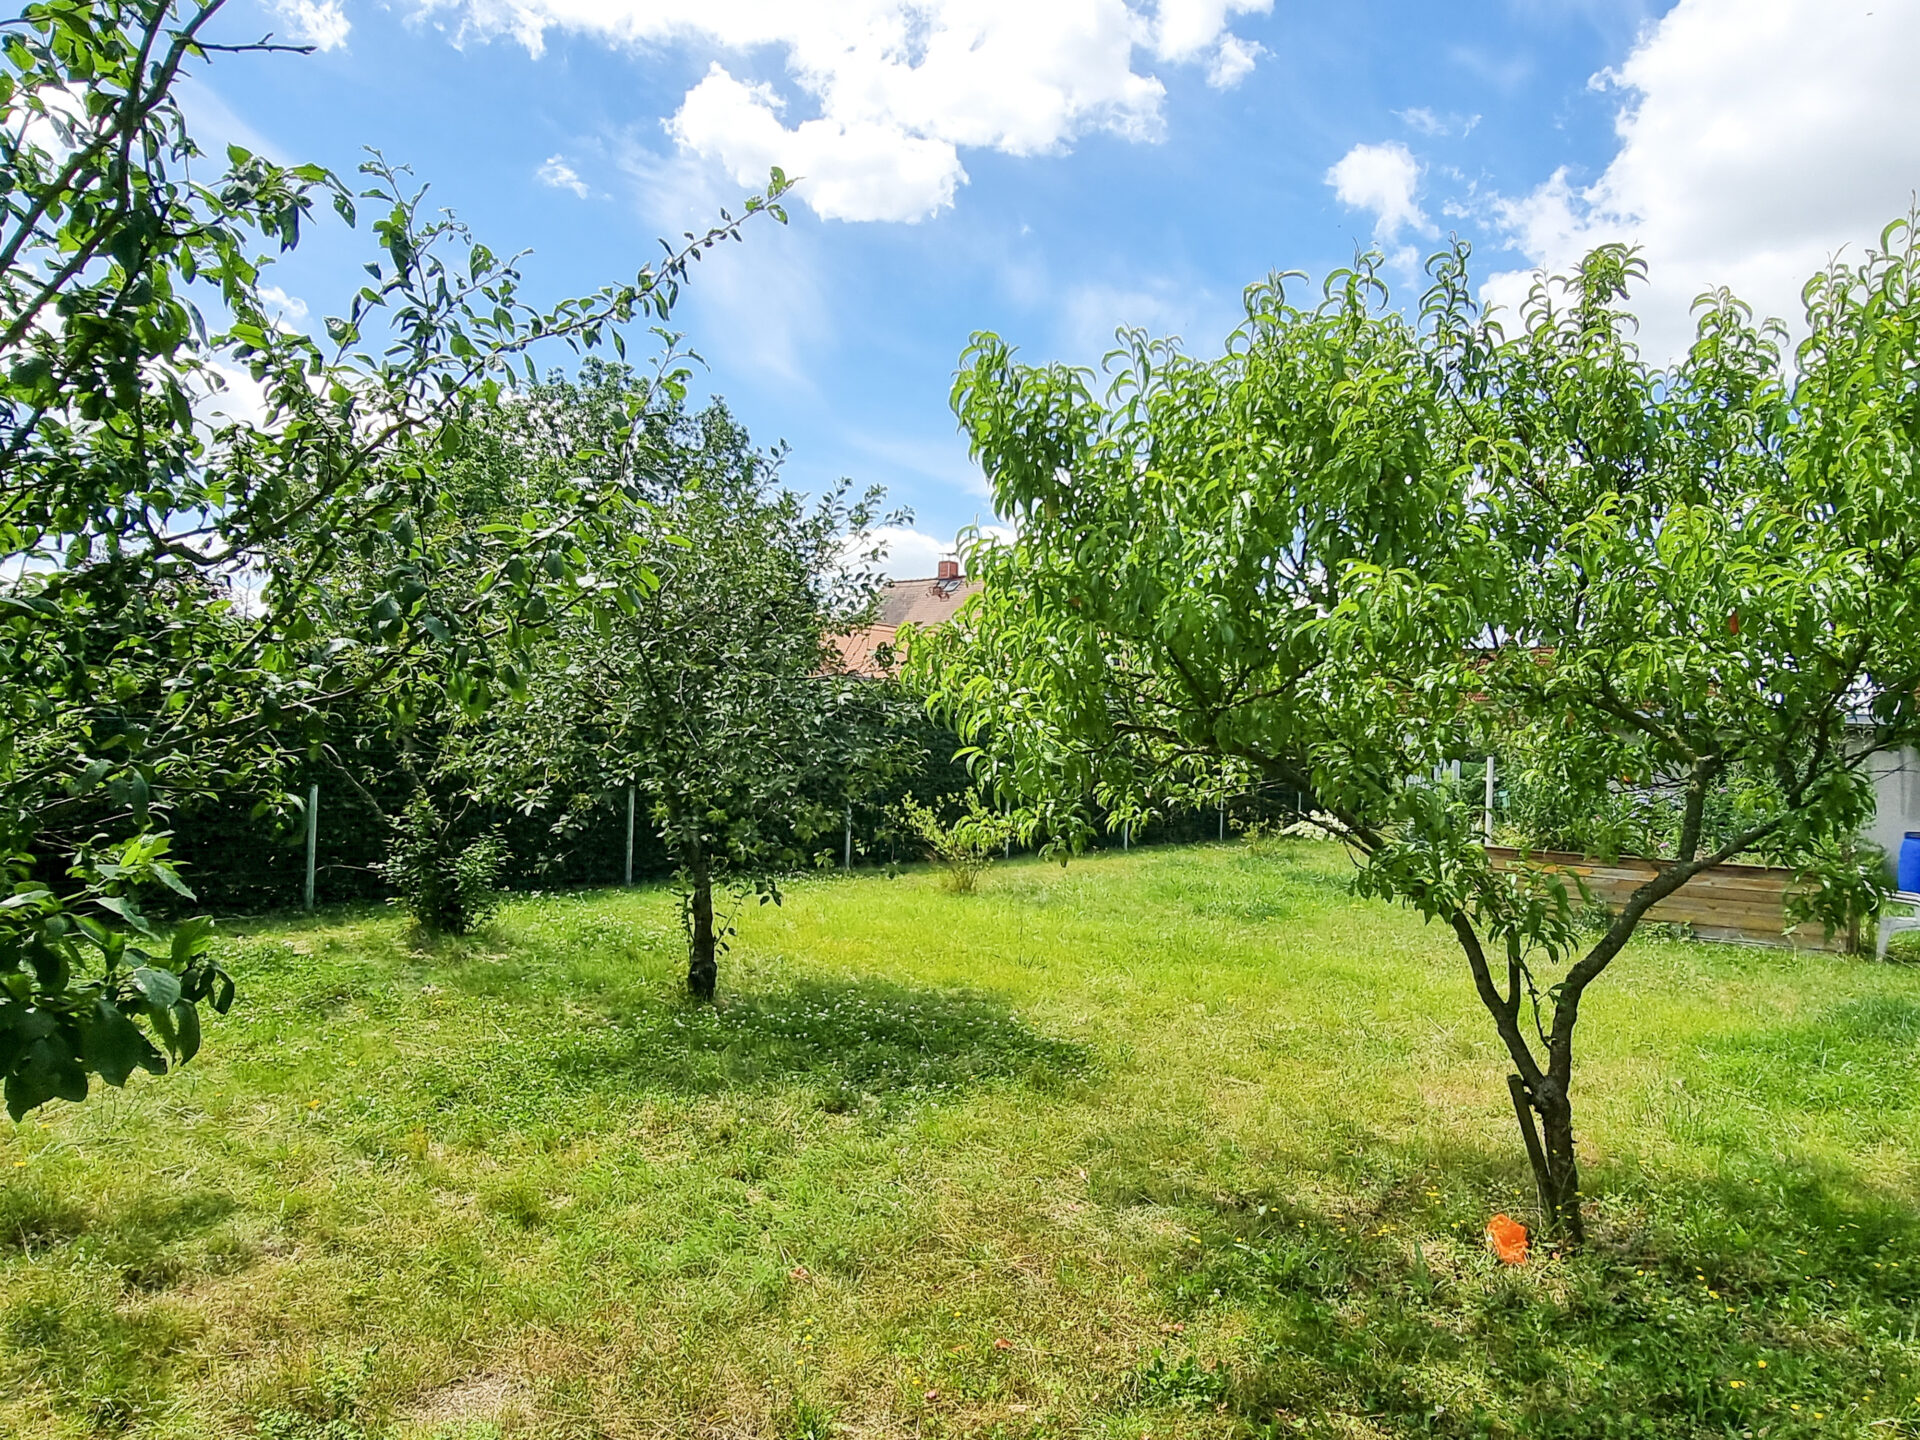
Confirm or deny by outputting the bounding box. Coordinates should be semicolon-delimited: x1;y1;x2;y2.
4;842;1920;1439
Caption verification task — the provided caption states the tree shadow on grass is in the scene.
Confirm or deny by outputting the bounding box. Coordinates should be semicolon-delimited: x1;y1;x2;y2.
601;977;1091;1101
1102;1116;1920;1438
0;1187;243;1429
0;1182;238;1273
2;1272;193;1429
419;977;1093;1124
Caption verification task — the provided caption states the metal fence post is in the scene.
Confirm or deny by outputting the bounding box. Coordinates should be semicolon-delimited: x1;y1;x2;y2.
1122;819;1130;852
1219;798;1226;842
844;803;852;870
625;786;635;887
303;782;318;912
1484;756;1496;844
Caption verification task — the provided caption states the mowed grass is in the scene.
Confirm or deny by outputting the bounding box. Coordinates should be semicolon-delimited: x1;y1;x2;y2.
4;841;1920;1439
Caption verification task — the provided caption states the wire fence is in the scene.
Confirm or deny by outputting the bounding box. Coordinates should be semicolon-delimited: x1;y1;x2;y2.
160;776;1333;917
160;746;1505;917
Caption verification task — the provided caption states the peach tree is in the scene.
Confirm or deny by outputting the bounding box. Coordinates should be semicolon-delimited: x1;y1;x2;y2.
915;231;1920;1241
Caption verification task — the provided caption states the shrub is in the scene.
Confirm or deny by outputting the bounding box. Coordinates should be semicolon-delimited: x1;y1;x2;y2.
1236;811;1342;853
896;793;1013;894
378;794;506;935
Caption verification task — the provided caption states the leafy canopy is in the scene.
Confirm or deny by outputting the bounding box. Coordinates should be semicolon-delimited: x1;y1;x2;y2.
916;225;1920;1238
0;0;787;1117
455;366;916;995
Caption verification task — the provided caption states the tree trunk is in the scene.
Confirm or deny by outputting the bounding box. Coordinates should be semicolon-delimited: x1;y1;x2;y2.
1453;913;1591;1247
686;841;717;1001
1537;1084;1585;1246
1511;1074;1585;1245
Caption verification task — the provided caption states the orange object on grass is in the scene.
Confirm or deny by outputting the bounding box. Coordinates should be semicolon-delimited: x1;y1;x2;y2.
1486;1213;1529;1265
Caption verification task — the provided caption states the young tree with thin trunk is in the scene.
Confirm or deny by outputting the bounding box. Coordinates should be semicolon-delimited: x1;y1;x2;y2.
475;385;911;1000
914;230;1920;1243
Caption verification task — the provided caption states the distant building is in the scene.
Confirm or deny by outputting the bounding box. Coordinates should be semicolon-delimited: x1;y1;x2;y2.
831;558;980;678
1865;747;1920;880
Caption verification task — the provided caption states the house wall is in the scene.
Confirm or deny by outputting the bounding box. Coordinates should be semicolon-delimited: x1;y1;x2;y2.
1866;746;1920;878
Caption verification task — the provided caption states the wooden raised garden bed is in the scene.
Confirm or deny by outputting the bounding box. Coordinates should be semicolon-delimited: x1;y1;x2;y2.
1483;846;1844;952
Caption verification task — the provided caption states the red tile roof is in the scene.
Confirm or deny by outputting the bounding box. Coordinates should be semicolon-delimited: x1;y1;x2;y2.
832;575;981;678
876;574;981;628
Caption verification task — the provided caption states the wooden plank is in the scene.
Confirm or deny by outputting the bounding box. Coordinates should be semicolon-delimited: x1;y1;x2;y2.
1487;855;1799;897
1479;845;1846;951
1645;892;1792;915
1649;904;1796;929
1489;860;1795;899
1644;890;1782;912
1645;904;1790;925
1643;881;1795;904
1528;886;1797;918
1484;847;1791;880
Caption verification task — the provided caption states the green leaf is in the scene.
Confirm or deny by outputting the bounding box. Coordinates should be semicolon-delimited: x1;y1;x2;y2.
6;1038;88;1121
82;1000;165;1086
129;967;183;1010
170;917;216;968
170;1000;201;1065
151;859;196;900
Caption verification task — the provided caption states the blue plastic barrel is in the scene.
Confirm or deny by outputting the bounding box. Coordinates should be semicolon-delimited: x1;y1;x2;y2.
1901;833;1920;894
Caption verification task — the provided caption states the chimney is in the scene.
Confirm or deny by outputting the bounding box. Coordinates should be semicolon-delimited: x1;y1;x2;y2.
936;559;960;580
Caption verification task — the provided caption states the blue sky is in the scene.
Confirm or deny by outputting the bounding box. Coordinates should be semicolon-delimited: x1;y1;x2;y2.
190;0;1920;573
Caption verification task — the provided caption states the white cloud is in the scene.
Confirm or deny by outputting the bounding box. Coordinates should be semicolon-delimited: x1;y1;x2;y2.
257;285;310;332
1397;106;1444;137
1206;34;1264;89
1394;106;1479;139
668;65;963;224
1151;0;1271;85
273;0;350;50
197;361;272;432
1483;0;1920;361
1325;140;1431;244
1054;276;1240;365
863;523;1016;579
15;84;86;161
536;153;592;198
863;525;955;580
423;0;1270;222
617;142;832;383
